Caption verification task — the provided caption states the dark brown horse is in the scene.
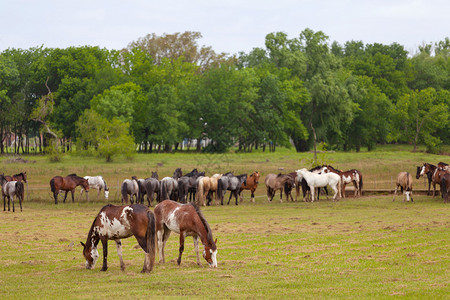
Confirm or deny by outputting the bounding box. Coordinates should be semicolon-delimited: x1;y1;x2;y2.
50;174;89;204
239;171;260;203
440;173;450;203
416;163;437;196
81;204;156;273
432;168;450;198
154;200;218;267
5;171;27;183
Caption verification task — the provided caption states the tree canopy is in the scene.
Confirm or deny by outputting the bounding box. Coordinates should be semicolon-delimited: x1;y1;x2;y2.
1;30;449;156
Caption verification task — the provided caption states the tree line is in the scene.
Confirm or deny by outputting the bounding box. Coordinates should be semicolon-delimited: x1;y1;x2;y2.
0;29;449;159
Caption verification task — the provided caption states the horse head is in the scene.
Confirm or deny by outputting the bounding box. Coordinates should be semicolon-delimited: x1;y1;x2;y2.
151;172;158;179
202;238;218;268
80;241;99;269
252;171;260;184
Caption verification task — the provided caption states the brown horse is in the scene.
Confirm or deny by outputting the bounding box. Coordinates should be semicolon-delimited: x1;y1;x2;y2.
416;163;437;196
264;173;294;202
440;173;450;203
321;165;363;198
81;204;156;273
239;171;260;203
432;168;450;198
393;172;413;202
50;174;89;204
154;200;218;268
5;171;27;183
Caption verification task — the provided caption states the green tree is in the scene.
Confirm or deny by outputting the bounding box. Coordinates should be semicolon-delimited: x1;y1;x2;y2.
390;88;449;152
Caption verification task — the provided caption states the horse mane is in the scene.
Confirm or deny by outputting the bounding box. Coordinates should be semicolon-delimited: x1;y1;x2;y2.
68;173;77;177
188;203;216;251
68;173;85;180
309;166;323;172
438;162;448;166
277;173;283;177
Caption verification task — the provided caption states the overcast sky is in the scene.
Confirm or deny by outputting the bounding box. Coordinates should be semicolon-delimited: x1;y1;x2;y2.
1;0;448;55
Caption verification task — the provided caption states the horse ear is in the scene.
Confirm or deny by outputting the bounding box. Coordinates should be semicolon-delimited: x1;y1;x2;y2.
80;242;85;248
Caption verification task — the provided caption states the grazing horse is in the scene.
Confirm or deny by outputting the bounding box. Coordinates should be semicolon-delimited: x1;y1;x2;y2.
321;165;363;198
121;176;140;204
50;174;89;204
218;173;247;205
5;171;27;183
264;173;294;202
393;172;413;202
416;163;437;196
440;173;450;203
154;200;218;268
140;172;160;206
81;204;156;273
296;168;341;202
432;168;450;198
1;174;24;212
81;176;109;200
239;171;260;203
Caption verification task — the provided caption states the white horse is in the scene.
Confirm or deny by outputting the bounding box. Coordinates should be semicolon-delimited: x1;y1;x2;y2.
1;174;24;212
296;168;341;201
81;176;109;200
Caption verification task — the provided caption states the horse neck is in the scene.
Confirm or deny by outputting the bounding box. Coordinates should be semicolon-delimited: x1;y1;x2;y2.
192;210;215;250
85;218;100;248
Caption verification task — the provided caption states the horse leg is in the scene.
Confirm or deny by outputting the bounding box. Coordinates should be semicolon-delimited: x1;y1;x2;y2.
19;194;22;212
331;185;339;201
279;189;283;203
239;188;244;203
115;240;126;271
157;226;171;264
71;190;75;203
193;236;201;266
266;187;272;202
392;185;398;201
63;191;69;203
432;182;436;198
234;190;239;205
227;191;233;205
100;239;108;271
53;191;58;205
11;195;15;212
251;188;256;203
310;187;315;202
177;233;185;265
3;195;6;211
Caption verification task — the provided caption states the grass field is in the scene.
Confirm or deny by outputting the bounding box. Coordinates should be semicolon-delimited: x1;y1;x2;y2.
0;146;449;299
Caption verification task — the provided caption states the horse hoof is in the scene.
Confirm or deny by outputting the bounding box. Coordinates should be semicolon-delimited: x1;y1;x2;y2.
100;268;107;272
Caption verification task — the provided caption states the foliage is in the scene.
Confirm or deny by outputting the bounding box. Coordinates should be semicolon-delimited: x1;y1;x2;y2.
0;31;449;155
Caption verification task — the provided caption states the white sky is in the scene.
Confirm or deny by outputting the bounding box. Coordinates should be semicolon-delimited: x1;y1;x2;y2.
1;0;448;55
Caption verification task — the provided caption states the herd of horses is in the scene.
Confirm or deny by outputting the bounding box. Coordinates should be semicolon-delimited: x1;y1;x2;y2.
2;161;449;274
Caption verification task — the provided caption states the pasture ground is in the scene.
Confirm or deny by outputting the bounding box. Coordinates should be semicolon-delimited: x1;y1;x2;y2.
0;146;449;298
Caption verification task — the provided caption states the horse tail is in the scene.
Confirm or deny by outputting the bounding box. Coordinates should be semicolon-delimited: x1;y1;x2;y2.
160;181;168;201
359;173;363;194
146;210;156;272
197;178;204;205
121;182;128;203
440;177;446;199
50;178;56;194
16;181;24;200
217;178;224;201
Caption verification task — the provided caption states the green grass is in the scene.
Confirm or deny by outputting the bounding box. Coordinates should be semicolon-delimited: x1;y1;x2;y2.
0;146;449;298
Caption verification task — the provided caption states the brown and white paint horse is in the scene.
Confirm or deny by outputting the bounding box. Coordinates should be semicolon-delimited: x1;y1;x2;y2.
393;172;413;202
321;165;363;198
154;200;218;268
81;204;156;273
416;163;437;196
